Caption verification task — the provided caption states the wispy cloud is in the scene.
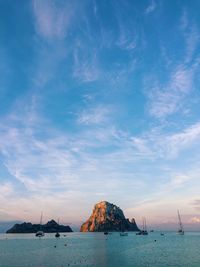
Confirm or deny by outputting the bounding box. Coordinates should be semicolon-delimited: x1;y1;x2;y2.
0;128;77;192
73;48;99;82
145;8;200;119
180;8;189;31
180;9;200;64
163;122;200;157
78;106;111;125
184;25;200;64
188;216;200;223
168;174;190;188
145;0;156;14
130;137;152;157
30;0;78;89
116;23;137;51
32;0;73;40
147;64;195;118
129;121;200;160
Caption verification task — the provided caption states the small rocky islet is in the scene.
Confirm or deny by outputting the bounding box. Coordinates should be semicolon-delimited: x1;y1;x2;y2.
6;219;72;233
80;201;139;232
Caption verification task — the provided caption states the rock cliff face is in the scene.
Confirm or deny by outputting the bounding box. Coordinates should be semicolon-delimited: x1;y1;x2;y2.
80;201;139;232
6;220;73;233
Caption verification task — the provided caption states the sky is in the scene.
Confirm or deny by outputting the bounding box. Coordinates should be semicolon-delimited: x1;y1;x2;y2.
0;0;200;231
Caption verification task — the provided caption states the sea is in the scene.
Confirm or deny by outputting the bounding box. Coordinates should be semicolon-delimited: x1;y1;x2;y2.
0;231;200;267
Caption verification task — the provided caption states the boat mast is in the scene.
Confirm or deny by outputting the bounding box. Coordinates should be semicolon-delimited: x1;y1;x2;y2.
177;210;183;231
39;211;43;231
142;217;147;231
40;212;43;225
144;218;147;232
36;211;45;237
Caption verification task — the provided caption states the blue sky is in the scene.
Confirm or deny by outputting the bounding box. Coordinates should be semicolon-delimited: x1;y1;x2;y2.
1;0;200;229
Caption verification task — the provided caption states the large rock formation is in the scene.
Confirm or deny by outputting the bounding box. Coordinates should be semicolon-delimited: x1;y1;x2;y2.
80;201;139;232
6;219;73;233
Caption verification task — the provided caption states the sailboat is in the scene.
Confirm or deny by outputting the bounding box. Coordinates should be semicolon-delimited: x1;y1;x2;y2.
120;220;128;236
35;212;45;237
55;218;60;238
177;210;184;235
136;217;148;235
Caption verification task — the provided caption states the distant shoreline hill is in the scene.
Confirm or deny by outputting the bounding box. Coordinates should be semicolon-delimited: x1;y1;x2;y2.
80;201;140;232
6;219;73;233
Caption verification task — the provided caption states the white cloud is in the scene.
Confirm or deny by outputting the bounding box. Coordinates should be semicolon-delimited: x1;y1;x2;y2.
184;25;200;63
0;98;77;193
117;23;137;51
164;122;200;157
146;10;200;119
73;48;99;82
0;127;78;192
168;174;190;188
30;0;76;88
125;121;200;161
188;216;200;223
148;64;195;118
180;9;200;64
32;0;73;40
145;0;156;14
78;106;111;125
180;8;189;31
131;137;152;157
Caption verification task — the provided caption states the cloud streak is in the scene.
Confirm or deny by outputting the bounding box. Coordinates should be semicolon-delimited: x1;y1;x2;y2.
145;0;156;14
73;48;100;82
32;0;73;40
129;121;200;160
77;105;112;125
145;8;200;119
148;64;195;118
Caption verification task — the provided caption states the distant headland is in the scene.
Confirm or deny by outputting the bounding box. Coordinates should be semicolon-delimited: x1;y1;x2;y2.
6;219;73;233
80;201;140;232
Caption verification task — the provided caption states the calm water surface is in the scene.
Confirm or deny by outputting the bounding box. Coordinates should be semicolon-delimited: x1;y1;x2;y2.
0;232;200;267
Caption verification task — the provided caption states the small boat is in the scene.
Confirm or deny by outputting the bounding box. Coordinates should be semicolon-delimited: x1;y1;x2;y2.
55;232;60;238
143;218;148;235
55;218;60;238
119;221;128;236
160;232;164;236
136;217;148;235
136;231;142;235
104;232;112;235
177;210;184;235
35;212;45;237
35;231;44;237
136;230;148;235
120;232;128;236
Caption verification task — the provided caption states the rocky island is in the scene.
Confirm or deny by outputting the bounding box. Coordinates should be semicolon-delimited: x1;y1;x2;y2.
6;219;73;233
80;201;140;232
